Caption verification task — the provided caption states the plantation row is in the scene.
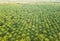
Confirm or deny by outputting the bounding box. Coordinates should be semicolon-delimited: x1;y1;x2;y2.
0;4;60;41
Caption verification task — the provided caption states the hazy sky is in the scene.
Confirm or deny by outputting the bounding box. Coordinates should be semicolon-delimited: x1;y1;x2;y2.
0;0;60;2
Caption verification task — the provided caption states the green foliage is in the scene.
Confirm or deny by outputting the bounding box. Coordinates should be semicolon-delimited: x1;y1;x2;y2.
0;3;60;41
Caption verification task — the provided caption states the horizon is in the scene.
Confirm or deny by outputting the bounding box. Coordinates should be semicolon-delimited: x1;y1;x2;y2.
0;0;60;3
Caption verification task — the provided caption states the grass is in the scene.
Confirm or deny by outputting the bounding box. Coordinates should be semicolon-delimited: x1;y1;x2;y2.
0;3;60;41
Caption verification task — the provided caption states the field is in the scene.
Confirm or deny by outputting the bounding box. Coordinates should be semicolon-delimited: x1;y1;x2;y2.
0;3;60;41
